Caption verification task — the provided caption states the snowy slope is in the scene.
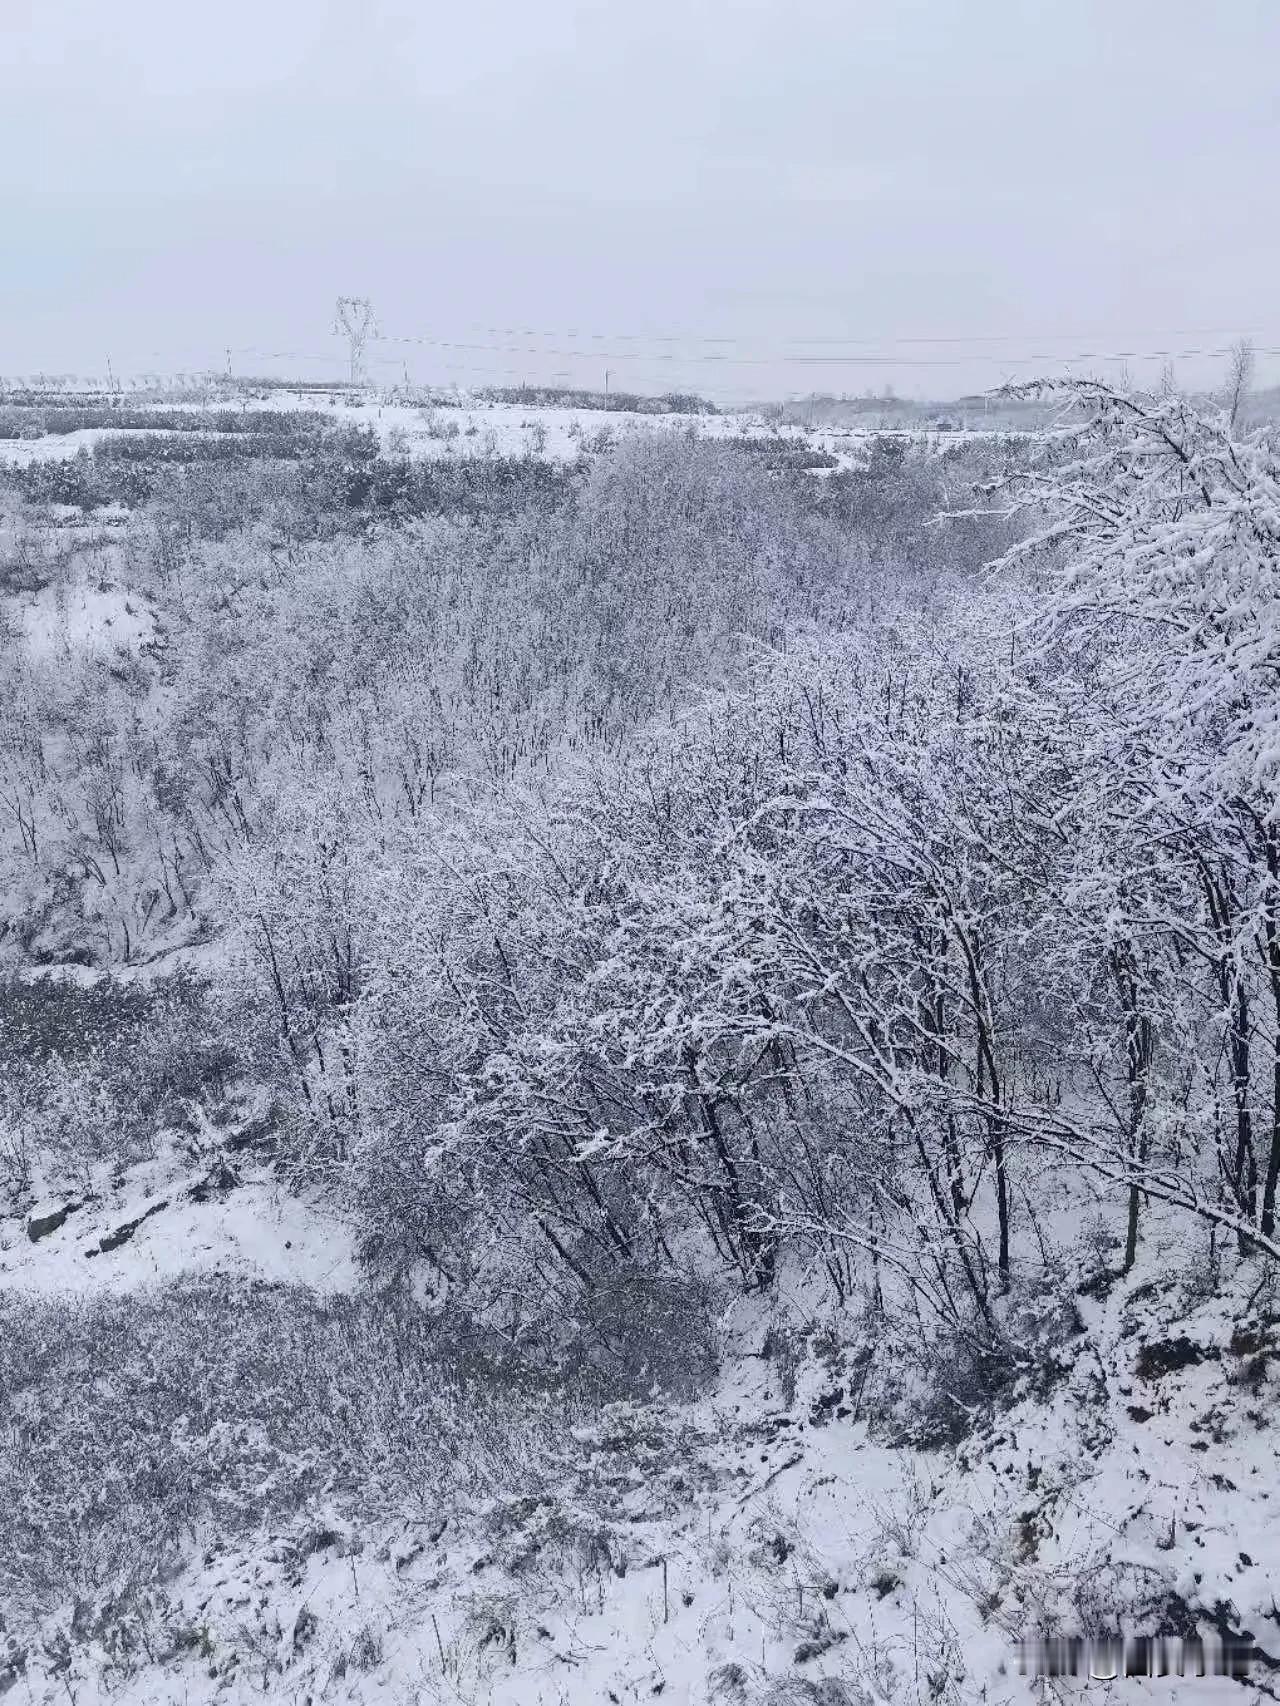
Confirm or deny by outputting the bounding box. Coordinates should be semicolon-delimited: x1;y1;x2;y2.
5;1217;1278;1705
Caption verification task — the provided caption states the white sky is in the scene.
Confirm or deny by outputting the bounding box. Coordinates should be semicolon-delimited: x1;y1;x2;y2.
3;0;1278;400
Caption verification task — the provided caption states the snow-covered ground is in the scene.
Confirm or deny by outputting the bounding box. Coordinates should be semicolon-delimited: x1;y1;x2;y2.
15;573;150;663
4;1204;1276;1705
2;1091;1276;1706
0;1161;359;1298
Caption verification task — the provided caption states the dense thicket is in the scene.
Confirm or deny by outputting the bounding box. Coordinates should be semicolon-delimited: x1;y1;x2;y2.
3;388;1278;1414
0;1276;664;1614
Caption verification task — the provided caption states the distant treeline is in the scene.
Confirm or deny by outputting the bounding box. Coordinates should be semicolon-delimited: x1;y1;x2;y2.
473;384;718;415
767;392;1056;432
0;407;332;440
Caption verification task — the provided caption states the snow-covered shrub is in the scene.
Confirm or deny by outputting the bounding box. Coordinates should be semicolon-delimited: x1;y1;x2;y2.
551;1264;722;1397
0;1276;631;1617
0;972;241;1201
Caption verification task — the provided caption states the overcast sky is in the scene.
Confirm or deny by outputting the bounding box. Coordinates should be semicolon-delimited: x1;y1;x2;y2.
4;0;1277;399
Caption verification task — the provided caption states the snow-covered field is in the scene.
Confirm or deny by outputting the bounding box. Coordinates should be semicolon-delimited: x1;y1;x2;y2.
0;385;1024;476
267;391;1003;468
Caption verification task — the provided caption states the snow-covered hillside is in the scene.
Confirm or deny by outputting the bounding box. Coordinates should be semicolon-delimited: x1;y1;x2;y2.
5;1164;1278;1704
2;378;1278;1706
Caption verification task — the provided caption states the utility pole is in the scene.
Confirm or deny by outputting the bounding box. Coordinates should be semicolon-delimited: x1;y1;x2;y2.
604;368;611;395
333;296;379;386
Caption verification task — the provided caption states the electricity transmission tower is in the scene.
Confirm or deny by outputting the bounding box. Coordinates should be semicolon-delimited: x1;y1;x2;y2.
333;296;379;386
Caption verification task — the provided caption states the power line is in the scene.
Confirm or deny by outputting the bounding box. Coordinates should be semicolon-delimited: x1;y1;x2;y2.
370;330;1278;370
230;344;754;397
428;322;1271;351
222;322;1275;400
